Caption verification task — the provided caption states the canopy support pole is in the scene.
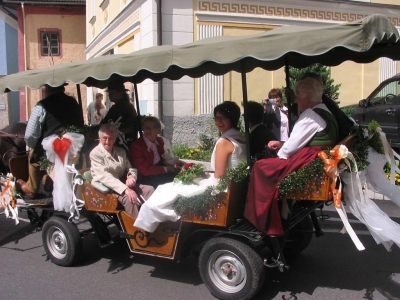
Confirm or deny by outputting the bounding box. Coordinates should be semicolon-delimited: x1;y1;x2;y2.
285;59;293;135
134;83;143;137
241;64;251;167
75;84;84;125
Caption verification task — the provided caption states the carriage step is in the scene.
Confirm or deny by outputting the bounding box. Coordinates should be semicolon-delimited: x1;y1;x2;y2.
23;196;53;206
229;219;264;241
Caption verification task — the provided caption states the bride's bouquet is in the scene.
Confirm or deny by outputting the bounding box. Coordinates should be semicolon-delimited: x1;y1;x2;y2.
174;163;204;184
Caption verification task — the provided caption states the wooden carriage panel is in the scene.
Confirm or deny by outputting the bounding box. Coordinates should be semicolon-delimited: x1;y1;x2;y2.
181;180;248;227
287;175;332;201
9;155;28;181
81;183;119;213
118;211;180;258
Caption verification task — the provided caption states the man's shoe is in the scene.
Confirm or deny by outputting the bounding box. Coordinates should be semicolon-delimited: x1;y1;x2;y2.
16;179;37;198
42;175;53;192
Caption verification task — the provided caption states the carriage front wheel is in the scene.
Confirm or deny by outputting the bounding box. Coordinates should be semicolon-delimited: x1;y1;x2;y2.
199;237;265;300
42;216;82;266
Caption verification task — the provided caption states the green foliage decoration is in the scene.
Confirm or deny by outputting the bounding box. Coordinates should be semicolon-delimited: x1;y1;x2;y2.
343;121;384;172
341;106;356;117
173;161;250;220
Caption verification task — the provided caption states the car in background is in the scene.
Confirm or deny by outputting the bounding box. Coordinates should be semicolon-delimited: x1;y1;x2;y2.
351;73;400;150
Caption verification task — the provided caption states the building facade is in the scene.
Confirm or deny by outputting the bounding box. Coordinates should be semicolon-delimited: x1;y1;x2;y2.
4;0;87;122
0;6;18;126
86;0;400;146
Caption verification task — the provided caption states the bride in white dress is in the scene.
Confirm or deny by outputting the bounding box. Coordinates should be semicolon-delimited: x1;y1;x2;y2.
134;101;247;232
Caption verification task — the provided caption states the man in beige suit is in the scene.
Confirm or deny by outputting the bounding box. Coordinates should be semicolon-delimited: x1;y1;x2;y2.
90;123;154;218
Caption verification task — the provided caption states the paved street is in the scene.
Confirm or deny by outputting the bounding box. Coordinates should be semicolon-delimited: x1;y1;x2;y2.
1;198;400;300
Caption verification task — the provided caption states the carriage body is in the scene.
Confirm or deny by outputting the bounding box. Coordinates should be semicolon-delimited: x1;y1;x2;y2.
3;140;340;300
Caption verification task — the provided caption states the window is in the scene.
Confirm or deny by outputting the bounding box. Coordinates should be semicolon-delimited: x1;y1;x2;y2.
40;31;60;56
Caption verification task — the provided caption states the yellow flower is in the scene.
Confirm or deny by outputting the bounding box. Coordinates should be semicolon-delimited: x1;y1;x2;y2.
190;150;194;153
195;149;200;152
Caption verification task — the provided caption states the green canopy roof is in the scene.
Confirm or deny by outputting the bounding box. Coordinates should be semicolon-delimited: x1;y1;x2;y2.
1;14;399;92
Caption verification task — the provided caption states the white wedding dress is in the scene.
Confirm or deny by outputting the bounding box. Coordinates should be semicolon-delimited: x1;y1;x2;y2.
134;128;246;232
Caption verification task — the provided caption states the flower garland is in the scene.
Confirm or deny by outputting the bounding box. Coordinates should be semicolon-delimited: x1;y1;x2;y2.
277;157;326;200
174;163;205;185
173;161;250;219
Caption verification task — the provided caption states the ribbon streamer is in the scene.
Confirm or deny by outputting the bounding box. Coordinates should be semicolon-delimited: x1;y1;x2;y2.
318;145;366;251
1;179;20;225
65;164;85;222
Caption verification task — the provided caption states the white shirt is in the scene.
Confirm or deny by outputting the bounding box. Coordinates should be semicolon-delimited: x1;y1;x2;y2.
279;110;289;141
88;101;106;125
277;103;330;159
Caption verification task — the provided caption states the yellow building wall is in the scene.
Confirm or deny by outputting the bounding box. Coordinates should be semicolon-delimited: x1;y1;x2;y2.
118;36;134;54
330;60;380;107
25;13;87;114
372;0;399;5
222;26;286;108
222;25;388;109
90;0;133;43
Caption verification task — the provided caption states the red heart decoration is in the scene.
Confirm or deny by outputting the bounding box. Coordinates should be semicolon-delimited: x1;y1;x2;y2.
53;137;72;164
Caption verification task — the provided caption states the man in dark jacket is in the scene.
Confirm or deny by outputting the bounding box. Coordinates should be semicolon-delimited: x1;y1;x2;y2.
100;80;138;147
17;84;83;198
247;101;276;158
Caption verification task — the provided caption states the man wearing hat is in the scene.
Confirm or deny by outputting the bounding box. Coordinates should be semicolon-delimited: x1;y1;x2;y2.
16;84;84;198
100;80;138;147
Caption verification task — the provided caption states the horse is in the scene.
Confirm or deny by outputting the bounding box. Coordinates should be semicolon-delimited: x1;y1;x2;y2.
0;122;27;175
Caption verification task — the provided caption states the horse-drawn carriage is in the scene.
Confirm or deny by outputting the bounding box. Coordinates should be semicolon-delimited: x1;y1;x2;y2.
1;14;400;300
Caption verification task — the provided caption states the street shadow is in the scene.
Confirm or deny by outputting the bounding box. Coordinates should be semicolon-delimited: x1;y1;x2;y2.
78;235;203;286
254;233;400;300
0;210;40;248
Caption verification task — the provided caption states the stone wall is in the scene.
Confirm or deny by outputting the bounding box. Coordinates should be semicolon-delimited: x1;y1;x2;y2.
0;93;9;129
162;114;217;148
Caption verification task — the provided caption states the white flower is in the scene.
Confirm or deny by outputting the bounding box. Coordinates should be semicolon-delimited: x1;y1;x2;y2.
338;145;349;158
211;187;221;196
362;128;369;138
74;176;84;185
338;163;348;173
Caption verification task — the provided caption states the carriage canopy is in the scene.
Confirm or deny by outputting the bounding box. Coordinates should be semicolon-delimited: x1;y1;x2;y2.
0;14;399;93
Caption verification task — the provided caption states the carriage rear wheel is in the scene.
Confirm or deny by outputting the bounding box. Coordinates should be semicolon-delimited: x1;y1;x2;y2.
282;215;314;257
199;237;265;300
42;216;82;266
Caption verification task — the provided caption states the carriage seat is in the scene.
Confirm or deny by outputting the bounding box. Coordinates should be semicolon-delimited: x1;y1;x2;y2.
82;170;112;194
80;170;119;213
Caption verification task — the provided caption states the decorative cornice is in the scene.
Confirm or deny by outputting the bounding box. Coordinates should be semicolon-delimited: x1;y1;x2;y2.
86;6;140;57
197;1;400;27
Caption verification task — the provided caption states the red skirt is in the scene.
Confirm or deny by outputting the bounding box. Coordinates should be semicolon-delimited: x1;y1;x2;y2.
244;146;325;236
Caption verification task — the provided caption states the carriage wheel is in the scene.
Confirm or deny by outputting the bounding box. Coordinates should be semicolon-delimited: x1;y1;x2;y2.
282;215;313;257
42;216;82;266
199;237;265;300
